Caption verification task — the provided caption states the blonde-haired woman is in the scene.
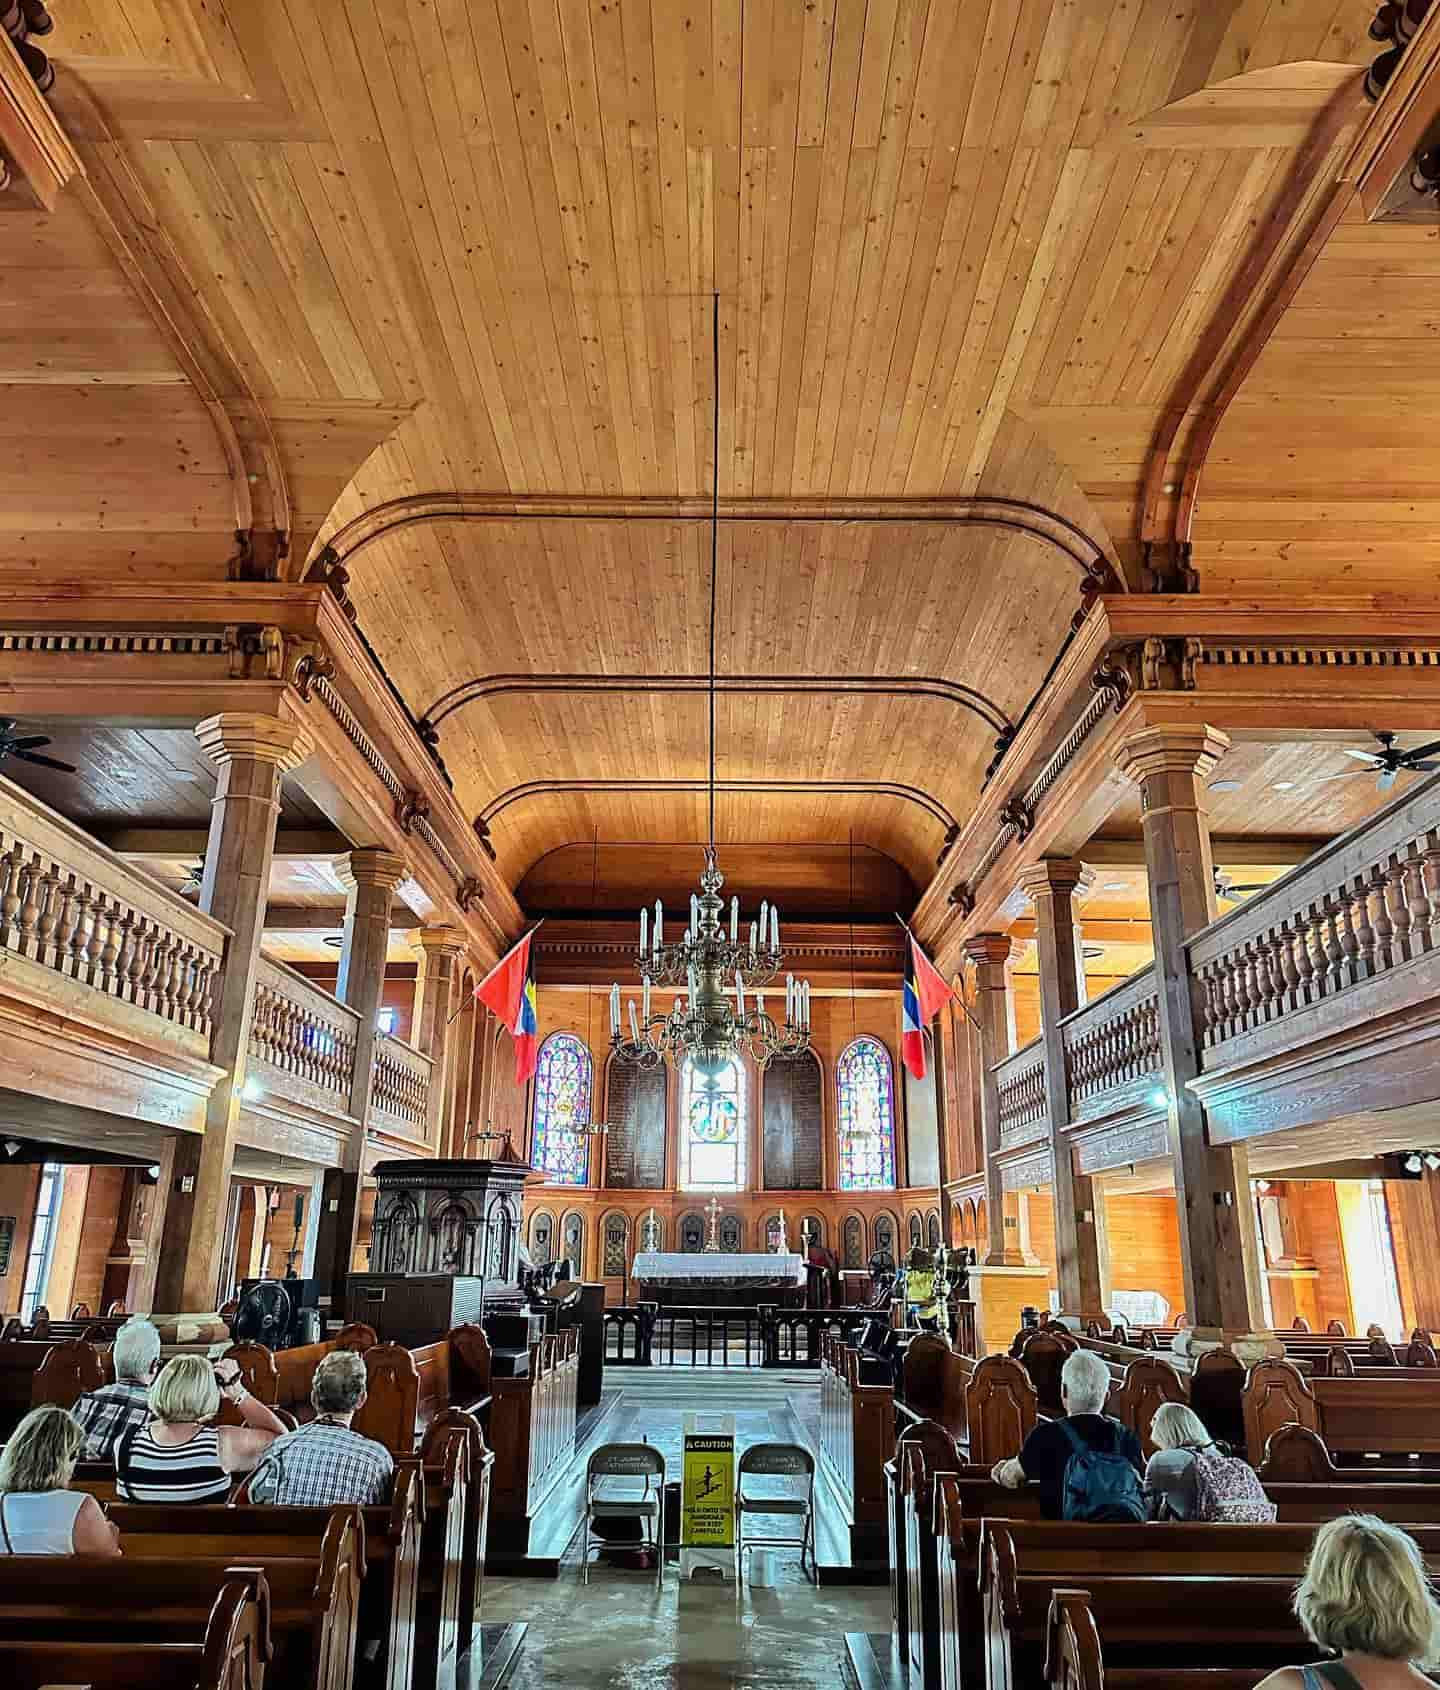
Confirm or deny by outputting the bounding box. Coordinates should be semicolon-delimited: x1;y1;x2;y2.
1257;1515;1440;1690
0;1404;119;1555
1144;1401;1220;1520
115;1353;283;1504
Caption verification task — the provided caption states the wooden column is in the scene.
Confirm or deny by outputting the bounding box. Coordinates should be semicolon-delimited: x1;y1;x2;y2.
315;847;409;1298
1017;858;1105;1322
1113;724;1264;1335
155;713;312;1312
966;933;1021;1267
412;926;464;1147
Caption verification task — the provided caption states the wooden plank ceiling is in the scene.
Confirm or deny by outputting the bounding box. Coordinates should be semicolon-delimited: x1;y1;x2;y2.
27;0;1392;895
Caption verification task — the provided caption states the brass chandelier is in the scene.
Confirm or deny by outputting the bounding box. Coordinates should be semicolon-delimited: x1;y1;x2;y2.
608;295;813;1078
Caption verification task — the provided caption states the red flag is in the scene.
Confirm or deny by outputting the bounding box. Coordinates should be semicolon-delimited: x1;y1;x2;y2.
902;931;956;1080
475;931;539;1084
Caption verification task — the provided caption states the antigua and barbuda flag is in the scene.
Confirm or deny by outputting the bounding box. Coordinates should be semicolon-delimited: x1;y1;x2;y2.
902;929;956;1080
475;929;539;1084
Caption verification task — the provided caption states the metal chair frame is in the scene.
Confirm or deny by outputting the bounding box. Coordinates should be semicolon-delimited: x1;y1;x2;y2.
582;1441;666;1586
734;1441;816;1583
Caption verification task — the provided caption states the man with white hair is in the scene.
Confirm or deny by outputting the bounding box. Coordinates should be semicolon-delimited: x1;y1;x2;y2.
991;1346;1144;1520
249;1349;393;1507
72;1316;162;1461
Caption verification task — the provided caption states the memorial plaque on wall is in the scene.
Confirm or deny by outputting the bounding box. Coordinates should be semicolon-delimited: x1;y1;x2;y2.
605;1060;667;1188
0;1215;13;1278
761;1053;823;1190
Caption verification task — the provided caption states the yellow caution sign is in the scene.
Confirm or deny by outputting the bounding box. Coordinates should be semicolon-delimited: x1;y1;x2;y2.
681;1430;735;1547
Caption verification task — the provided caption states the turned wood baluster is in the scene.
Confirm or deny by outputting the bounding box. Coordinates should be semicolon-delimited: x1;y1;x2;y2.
1253;935;1277;1018
194;957;216;1032
154;935;178;1019
18;853;44;949
1368;865;1395;969
138;924;162;1010
65;888;91;980
47;875;77;971
1388;854;1416;960
30;861;59;955
1402;851;1430;954
1423;844;1440;945
1196;966;1217;1047
1278;921;1302;1002
0;844;21;943
1337;889;1363;981
93;900;119;992
1293;910;1317;999
1356;876;1381;974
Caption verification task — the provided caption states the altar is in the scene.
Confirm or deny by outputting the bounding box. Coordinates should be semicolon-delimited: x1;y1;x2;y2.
631;1251;807;1309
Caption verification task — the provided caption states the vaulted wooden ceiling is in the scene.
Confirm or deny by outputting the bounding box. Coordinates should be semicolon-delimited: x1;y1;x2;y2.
10;1;1417;898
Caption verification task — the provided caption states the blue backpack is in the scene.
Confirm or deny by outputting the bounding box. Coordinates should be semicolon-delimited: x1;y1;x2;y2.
1057;1418;1144;1522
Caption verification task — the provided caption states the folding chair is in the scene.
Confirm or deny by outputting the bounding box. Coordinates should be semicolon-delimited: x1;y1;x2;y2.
734;1442;815;1582
583;1442;666;1585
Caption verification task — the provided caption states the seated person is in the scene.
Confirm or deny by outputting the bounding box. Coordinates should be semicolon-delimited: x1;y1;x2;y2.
72;1316;162;1461
1256;1514;1440;1690
990;1348;1144;1520
1145;1401;1273;1520
0;1404;120;1555
249;1350;394;1507
116;1353;285;1503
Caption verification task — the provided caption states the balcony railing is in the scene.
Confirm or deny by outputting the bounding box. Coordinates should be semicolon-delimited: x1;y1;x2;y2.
1060;964;1161;1122
994;1037;1048;1145
370;1032;433;1140
251;954;360;1115
1188;771;1440;1066
0;774;227;1055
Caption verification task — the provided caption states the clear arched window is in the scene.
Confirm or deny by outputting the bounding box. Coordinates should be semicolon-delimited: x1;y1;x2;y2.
530;1033;591;1185
681;1056;746;1191
837;1036;896;1191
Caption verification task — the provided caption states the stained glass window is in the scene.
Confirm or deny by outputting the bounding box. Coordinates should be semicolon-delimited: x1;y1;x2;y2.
530;1033;591;1185
680;1056;746;1190
837;1036;896;1191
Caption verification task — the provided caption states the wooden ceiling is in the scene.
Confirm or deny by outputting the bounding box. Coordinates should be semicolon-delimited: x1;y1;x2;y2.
14;1;1418;897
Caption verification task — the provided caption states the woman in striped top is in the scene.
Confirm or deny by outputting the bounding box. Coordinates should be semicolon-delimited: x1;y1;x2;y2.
116;1354;285;1504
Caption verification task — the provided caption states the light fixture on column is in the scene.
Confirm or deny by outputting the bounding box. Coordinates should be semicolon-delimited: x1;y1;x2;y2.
608;295;812;1076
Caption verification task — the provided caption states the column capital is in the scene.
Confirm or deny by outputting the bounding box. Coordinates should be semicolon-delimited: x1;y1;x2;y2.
195;712;313;771
963;931;1013;969
1113;724;1231;786
414;924;466;960
338;848;410;894
1016;858;1095;902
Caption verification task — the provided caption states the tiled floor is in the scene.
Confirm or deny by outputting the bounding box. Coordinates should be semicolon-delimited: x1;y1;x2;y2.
482;1370;891;1689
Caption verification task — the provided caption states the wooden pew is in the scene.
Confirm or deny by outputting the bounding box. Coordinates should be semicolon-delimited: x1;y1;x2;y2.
816;1330;896;1567
134;1463;424;1690
226;1323;377;1417
0;1566;270;1690
1042;1587;1300;1690
486;1327;579;1558
424;1407;495;1659
0;1507;362;1690
1243;1356;1440;1463
415;1418;472;1690
1103;1356;1185;1459
901;1422;966;1690
1258;1421;1440;1484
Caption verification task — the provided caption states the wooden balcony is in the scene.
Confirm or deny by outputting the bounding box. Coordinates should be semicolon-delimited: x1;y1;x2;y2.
1188;770;1440;1146
995;1038;1047;1150
240;954;362;1163
369;1031;434;1150
0;774;227;1135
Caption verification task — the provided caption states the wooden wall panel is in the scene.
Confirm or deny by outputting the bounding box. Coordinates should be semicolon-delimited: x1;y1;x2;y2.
1103;1192;1187;1321
1291;1180;1355;1336
1386;1175;1440;1335
69;1167;127;1314
1023;1191;1060;1300
604;1059;667;1190
0;1166;40;1315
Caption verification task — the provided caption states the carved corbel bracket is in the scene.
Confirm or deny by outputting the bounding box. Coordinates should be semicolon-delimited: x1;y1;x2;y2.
1091;636;1202;709
999;797;1034;842
289;640;336;703
223;623;284;681
396;791;431;836
983;725;1017;785
1140;539;1199;595
228;527;289;583
472;817;498;863
936;823;961;867
415;715;450;783
1073;556;1127;631
948;883;975;916
306;544;357;622
456;877;486;913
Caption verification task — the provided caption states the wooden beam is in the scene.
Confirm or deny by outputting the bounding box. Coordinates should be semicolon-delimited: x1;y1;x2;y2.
262;904;420;932
107;827;352;861
1080;838;1318;869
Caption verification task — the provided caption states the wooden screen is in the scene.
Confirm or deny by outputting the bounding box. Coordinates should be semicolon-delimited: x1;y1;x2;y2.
761;1052;823;1191
604;1059;667;1189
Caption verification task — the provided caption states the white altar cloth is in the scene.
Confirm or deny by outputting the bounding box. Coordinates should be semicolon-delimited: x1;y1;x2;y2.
632;1251;806;1288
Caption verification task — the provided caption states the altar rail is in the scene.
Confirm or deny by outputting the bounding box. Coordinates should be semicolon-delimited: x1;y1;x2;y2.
1059;964;1161;1122
251;954;359;1111
369;1031;433;1138
0;773;227;1056
995;1037;1047;1146
1189;772;1440;1064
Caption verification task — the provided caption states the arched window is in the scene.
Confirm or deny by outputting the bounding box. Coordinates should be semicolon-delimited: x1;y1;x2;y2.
531;1033;591;1185
836;1036;896;1191
680;1056;746;1191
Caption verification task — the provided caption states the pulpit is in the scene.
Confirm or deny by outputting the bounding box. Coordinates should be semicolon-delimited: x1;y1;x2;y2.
345;1156;532;1345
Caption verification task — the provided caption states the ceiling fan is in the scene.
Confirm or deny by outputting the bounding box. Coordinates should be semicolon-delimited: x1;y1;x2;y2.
0;720;77;774
178;856;205;900
1310;731;1440;793
1214;870;1269;905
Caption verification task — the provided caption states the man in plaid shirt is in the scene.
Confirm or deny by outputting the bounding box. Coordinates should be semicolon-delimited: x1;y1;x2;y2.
249;1348;393;1507
73;1317;161;1460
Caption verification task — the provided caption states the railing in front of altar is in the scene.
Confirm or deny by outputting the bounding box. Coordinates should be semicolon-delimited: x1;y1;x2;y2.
602;1304;873;1368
